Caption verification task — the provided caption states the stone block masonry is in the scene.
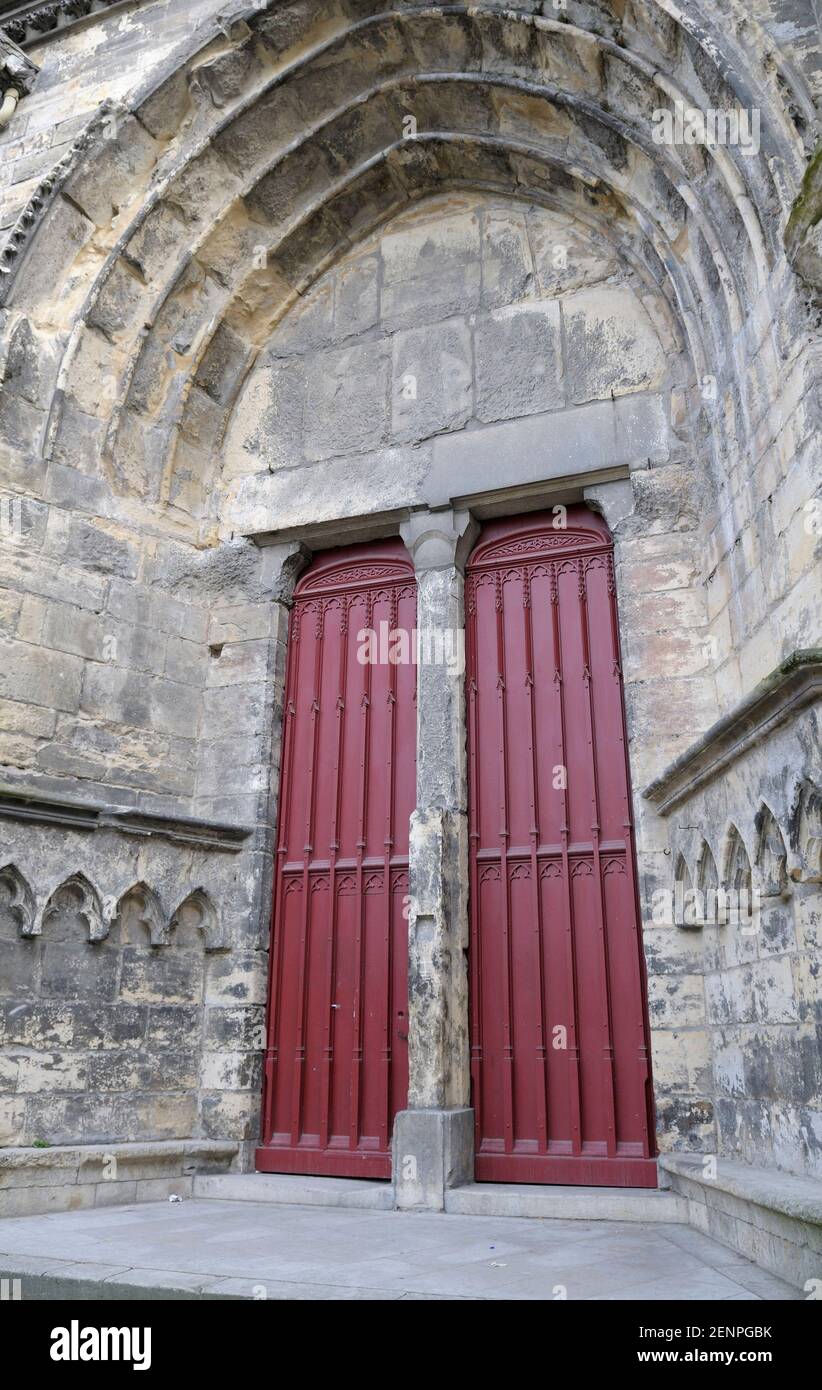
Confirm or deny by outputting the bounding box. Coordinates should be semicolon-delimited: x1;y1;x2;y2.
0;1139;238;1218
645;655;822;1179
0;806;272;1151
223;193;673;536
0;0;818;1234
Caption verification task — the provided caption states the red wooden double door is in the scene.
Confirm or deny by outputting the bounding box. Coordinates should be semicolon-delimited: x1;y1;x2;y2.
258;512;656;1186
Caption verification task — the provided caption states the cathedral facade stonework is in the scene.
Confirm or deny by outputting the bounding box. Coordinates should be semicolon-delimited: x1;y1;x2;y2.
0;0;820;1277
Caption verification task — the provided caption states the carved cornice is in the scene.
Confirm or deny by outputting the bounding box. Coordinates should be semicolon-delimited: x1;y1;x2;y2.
644;649;822;816
0;0;131;50
0;786;253;851
0;28;38;94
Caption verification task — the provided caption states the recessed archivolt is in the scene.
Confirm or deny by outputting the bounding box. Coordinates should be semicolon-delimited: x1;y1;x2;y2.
62;126;730;527
124;166;696;529
0;4;804;310
0;2;815;532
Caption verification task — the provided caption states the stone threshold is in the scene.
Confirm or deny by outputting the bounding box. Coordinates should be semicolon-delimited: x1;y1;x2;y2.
194;1173;686;1223
0;1183;801;1302
3;1149;816;1295
644;648;822;814
194;1173;394;1211
0;1140;239;1219
660;1153;822;1292
444;1182;686;1222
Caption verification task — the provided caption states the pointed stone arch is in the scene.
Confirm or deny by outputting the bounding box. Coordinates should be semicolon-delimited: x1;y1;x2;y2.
37;872;107;942
169;887;224;950
114;882;169;946
789;780;822;883
673;851;701;930
696;839;719;893
720;824;755;933
695;839;720;927
754;804;790;899
721;824;752;892
0;862;36;938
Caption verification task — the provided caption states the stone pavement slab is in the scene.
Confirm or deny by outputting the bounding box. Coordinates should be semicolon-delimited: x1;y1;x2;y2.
0;1198;801;1300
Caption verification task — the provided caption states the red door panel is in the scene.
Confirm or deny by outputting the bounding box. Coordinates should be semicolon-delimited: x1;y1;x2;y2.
466;508;657;1188
257;541;415;1178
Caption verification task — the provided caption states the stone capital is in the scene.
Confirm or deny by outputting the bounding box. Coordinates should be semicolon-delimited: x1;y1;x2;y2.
400;507;478;575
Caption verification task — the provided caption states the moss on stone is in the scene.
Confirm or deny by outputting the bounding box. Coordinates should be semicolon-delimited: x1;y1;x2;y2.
785;141;822;257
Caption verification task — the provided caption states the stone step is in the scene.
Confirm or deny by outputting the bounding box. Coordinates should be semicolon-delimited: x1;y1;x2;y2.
193;1173;394;1210
195;1173;688;1222
660;1154;822;1291
0;1140;239;1220
444;1183;688;1223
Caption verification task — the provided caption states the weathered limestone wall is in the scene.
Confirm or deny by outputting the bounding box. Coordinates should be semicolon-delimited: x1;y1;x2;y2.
0;0;226;261
0;813;272;1149
704;261;821;706
222;193;674;529
0;527;296;1150
646;671;822;1179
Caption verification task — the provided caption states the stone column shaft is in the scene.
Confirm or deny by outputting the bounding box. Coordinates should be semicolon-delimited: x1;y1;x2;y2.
408;559;469;1110
393;508;477;1208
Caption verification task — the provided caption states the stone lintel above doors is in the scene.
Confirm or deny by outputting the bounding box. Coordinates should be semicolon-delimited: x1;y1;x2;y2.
234;392;671;551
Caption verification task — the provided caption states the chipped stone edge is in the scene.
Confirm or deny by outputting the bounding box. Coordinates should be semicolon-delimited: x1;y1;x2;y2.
0;1255;248;1301
0;1255;418;1300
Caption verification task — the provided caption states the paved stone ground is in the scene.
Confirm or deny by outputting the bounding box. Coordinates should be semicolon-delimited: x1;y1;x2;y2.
0;1200;800;1300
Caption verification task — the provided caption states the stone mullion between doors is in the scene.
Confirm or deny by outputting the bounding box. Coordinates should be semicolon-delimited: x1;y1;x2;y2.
392;508;478;1210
